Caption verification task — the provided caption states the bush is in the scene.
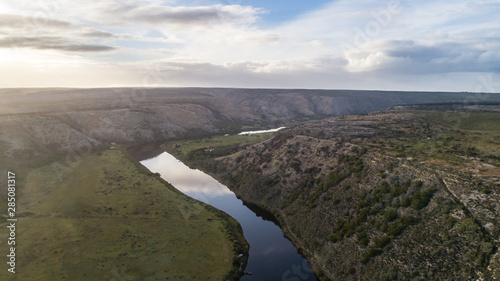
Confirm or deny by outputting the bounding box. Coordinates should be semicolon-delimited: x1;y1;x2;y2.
357;209;369;222
400;215;418;226
377;220;388;232
481;188;492;194
379;169;387;178
357;231;369;247
411;197;427;210
445;217;457;229
329;231;343;243
458;218;481;234
361;248;383;264
413;180;423;188
380;181;390;192
326;169;347;187
435;198;455;215
384;208;398;222
401;196;411;207
359;237;369;247
387;223;405;237
409;187;436;210
374;235;391;248
356;231;367;241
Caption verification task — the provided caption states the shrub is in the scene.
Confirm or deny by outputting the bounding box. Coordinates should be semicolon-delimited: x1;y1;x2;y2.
329;231;343;243
413;180;423;188
356;231;367;241
355;209;369;224
400;215;418;226
401;196;411;207
361;248;383;264
458;218;481;234
379;169;387;178
384;208;398;222
374;235;391;248
435;197;455;215
411;197;427;210
481;188;492;194
377;220;388;232
445;217;457;229
326;169;347;187
410;188;436;210
387;223;405;237
380;181;390;192
359;237;369;247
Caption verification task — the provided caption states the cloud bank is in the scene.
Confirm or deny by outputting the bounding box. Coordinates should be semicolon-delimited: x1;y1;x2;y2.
0;0;499;91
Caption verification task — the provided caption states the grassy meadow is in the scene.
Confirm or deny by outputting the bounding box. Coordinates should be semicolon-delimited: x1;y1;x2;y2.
0;148;246;280
166;132;274;161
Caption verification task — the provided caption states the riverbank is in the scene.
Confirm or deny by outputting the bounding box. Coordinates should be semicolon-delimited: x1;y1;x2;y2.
160;136;318;281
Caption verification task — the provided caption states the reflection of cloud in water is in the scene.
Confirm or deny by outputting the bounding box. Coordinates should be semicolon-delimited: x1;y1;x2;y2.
141;152;232;198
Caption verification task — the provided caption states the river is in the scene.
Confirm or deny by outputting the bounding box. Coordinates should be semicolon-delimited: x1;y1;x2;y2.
140;151;317;281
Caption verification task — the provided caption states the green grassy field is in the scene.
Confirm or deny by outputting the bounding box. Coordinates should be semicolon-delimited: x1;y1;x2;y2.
361;110;500;169
0;148;245;280
423;111;500;132
167;132;274;160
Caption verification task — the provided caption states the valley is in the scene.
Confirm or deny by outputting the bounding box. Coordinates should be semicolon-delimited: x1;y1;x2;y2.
0;88;499;280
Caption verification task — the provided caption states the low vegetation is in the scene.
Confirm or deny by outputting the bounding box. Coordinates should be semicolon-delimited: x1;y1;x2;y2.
0;148;247;280
166;132;275;163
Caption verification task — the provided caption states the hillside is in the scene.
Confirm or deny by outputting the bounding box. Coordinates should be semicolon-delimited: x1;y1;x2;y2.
180;105;500;280
2;88;500;154
0;148;248;280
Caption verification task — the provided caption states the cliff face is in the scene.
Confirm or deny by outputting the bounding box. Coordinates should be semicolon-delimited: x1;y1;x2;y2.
206;108;499;280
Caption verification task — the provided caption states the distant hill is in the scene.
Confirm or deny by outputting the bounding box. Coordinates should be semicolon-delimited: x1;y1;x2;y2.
1;88;499;160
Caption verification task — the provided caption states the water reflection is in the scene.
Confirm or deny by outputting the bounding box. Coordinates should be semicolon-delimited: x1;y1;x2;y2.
141;151;317;281
141;152;232;200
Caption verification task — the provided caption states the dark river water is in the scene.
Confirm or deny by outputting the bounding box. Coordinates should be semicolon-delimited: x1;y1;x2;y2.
140;151;317;281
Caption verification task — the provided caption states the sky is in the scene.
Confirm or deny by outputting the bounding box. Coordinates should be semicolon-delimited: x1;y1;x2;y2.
0;0;499;91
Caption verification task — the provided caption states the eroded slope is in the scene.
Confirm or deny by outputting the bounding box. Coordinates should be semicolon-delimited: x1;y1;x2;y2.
201;108;499;280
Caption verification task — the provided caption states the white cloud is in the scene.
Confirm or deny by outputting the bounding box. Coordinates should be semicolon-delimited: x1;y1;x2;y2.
0;0;499;91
